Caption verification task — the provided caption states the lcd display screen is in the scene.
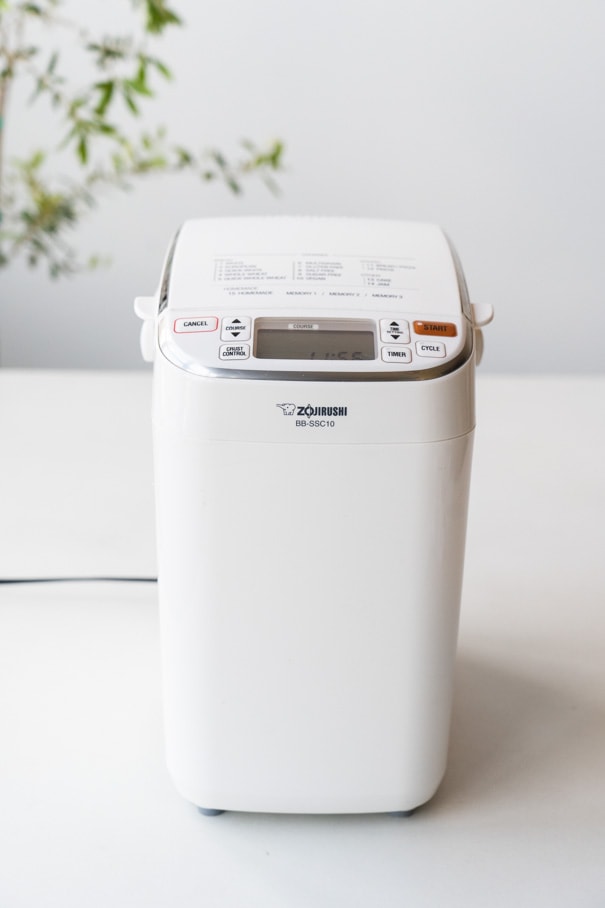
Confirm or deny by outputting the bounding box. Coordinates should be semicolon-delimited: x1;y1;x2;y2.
255;328;375;361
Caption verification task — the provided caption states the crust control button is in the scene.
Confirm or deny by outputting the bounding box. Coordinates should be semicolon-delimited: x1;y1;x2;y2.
219;343;250;360
413;320;457;337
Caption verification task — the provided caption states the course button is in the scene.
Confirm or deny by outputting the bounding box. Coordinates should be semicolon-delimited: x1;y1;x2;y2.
413;320;457;337
221;316;251;341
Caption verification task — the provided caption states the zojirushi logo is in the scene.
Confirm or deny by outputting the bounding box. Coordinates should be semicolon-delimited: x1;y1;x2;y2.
276;403;348;417
297;405;348;417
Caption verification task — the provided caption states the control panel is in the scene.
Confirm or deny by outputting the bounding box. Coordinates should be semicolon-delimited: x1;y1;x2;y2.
158;310;471;378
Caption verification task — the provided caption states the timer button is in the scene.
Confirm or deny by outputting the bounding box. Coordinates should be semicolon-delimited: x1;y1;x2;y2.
382;346;412;363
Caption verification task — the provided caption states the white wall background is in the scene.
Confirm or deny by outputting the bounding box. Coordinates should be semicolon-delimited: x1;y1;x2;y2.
1;0;604;371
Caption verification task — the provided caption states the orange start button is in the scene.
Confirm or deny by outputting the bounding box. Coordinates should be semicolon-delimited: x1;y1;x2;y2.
413;320;457;337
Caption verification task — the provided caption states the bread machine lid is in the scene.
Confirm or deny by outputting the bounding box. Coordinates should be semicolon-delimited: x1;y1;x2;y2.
155;217;474;382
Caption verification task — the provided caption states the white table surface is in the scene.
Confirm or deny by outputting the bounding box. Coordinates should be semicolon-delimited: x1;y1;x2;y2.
0;369;604;907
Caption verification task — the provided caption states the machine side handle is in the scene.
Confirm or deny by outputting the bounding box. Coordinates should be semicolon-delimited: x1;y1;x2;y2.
134;295;158;363
471;302;494;366
471;302;494;327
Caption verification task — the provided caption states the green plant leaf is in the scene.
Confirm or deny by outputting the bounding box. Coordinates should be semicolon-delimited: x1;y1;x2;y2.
150;57;172;79
142;0;183;34
94;80;115;116
122;88;139;115
96;121;117;136
175;146;193;167
28;149;46;169
77;135;88;164
19;3;44;15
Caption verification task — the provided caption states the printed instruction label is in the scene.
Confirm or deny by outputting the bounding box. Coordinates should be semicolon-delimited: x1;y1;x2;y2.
212;254;418;298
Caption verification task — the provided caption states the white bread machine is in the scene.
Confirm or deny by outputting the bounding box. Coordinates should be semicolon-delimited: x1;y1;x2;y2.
135;217;492;816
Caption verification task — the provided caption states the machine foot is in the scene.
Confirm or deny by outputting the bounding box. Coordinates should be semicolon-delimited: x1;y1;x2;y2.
198;807;225;816
388;809;416;817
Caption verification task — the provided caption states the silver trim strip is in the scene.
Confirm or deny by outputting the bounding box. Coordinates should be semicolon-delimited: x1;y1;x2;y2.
159;332;473;382
157;229;180;315
445;232;473;323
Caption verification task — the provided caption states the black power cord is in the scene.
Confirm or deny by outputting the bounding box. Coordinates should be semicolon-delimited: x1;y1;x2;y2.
0;577;157;584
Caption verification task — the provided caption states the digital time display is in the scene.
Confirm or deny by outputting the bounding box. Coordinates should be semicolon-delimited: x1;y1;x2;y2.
255;328;375;361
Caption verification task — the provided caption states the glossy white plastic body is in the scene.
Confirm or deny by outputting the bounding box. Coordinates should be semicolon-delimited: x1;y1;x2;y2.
142;218;482;814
